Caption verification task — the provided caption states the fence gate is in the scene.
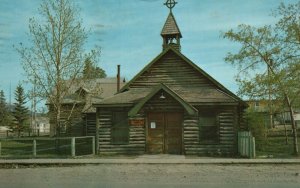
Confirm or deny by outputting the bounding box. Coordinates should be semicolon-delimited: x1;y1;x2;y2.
238;131;255;158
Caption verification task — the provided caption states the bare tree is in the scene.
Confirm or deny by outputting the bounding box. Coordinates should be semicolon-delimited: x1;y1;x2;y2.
16;0;99;136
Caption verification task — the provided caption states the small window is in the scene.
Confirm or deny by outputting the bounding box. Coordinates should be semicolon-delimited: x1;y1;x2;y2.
199;111;219;143
59;120;67;134
111;112;129;144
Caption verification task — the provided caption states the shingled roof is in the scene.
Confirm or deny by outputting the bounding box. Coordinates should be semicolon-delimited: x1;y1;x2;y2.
60;77;126;113
95;85;239;107
161;12;182;38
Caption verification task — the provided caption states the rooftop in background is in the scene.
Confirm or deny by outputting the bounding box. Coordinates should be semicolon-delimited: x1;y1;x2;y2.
61;77;126;113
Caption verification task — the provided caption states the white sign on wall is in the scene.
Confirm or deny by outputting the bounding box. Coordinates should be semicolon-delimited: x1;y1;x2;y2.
150;122;156;129
294;114;300;121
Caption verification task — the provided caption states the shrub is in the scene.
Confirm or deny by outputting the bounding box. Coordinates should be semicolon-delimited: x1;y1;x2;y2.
246;109;267;150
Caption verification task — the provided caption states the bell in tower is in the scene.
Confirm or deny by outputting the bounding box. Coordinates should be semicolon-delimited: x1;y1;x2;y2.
161;0;182;52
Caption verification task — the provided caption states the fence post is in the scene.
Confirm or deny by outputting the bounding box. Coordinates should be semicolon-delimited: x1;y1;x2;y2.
249;133;252;158
252;137;256;158
33;139;37;157
0;142;1;156
71;137;75;157
92;136;95;155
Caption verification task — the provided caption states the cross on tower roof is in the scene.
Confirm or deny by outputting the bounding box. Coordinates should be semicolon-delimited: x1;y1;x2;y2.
164;0;177;12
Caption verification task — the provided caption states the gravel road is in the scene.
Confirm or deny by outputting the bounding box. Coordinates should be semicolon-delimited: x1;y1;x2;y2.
1;164;300;188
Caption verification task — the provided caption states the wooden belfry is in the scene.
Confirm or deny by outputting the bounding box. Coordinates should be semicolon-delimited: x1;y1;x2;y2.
161;0;182;51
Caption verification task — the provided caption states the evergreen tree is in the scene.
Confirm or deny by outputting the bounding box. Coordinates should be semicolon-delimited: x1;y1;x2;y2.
82;58;106;79
0;90;9;127
13;84;29;137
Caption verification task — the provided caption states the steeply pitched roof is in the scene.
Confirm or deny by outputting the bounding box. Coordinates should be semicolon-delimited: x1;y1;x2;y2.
161;12;182;38
96;85;239;107
95;88;151;106
120;47;246;106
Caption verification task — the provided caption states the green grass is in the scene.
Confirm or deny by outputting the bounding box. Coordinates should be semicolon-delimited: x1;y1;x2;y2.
256;136;300;158
0;137;94;159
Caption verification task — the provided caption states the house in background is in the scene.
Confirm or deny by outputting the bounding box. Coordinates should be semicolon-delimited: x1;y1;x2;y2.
246;99;300;127
246;99;274;127
93;2;248;156
48;76;126;137
32;116;50;135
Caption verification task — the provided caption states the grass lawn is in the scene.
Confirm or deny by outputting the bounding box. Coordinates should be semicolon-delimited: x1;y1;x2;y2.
0;137;94;159
256;136;300;158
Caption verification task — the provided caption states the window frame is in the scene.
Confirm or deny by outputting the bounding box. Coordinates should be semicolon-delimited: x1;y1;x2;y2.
59;120;67;134
198;111;219;144
111;111;129;145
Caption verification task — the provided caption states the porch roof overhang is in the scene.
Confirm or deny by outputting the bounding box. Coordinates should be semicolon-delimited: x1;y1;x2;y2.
128;83;198;117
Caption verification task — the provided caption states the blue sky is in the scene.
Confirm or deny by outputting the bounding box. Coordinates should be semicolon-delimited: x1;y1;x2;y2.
0;0;298;107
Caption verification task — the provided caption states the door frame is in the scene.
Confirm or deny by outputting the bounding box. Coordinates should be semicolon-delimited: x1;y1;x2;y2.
146;111;183;154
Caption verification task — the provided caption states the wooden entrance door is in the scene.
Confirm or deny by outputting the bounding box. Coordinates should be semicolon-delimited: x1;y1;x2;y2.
147;112;183;154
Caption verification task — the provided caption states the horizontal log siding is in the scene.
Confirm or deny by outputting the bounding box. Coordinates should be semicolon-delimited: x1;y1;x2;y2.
86;113;96;136
183;116;199;155
129;51;215;89
97;108;146;155
184;106;238;156
238;106;248;131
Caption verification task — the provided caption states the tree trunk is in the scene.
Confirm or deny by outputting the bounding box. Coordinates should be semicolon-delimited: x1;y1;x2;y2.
285;95;298;155
281;113;289;145
55;104;61;154
56;105;61;137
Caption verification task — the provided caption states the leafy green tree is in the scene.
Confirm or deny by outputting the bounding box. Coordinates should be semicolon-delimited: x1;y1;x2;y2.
12;84;29;137
223;2;300;155
82;58;106;79
15;0;100;136
245;109;267;151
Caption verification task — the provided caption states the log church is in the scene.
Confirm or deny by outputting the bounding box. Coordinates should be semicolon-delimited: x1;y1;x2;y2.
94;0;248;156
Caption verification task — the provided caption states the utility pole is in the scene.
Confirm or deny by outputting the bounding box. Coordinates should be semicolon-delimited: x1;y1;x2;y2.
9;82;11;111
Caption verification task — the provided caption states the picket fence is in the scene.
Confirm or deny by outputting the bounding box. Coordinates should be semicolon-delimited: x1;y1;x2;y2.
238;131;256;158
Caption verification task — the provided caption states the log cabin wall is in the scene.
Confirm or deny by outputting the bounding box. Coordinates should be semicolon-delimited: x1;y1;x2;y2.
85;113;96;136
97;107;146;155
96;95;242;156
183;115;199;155
184;105;238;156
238;106;248;131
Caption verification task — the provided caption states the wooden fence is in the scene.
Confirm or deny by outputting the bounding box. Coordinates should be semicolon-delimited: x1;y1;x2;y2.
0;136;95;158
0;129;50;138
238;131;256;158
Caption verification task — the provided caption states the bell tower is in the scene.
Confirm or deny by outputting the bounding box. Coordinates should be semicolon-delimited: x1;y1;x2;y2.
161;0;182;52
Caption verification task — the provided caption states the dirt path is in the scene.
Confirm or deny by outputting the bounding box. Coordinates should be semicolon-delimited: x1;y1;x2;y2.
1;164;300;188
